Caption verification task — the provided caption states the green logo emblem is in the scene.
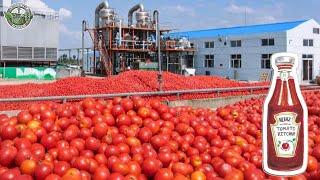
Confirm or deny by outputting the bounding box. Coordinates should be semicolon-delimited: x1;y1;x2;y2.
4;3;33;29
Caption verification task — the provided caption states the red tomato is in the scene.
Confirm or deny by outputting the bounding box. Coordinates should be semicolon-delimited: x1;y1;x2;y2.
154;168;174;180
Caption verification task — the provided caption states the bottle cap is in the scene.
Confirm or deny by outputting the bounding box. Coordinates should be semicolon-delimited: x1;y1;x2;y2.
275;56;294;70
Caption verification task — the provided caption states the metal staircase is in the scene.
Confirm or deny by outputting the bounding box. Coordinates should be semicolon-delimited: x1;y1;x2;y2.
88;29;113;76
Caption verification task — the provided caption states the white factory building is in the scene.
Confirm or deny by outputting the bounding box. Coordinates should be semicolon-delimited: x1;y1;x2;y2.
170;19;320;83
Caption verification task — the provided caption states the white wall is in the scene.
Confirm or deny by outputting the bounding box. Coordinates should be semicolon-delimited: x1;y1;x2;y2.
192;32;287;81
287;19;320;83
0;15;59;48
190;19;320;83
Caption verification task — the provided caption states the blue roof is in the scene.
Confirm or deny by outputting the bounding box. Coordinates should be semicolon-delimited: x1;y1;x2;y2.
169;20;308;39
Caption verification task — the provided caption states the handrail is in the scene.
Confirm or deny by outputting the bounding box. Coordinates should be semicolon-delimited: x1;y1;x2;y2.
0;85;318;103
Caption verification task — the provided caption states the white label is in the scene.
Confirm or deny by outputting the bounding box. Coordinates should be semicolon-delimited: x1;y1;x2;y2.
271;112;300;158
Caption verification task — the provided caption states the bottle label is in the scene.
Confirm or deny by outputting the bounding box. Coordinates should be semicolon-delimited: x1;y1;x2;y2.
270;112;300;158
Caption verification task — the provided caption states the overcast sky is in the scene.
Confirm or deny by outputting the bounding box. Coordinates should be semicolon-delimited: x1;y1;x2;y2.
11;0;320;48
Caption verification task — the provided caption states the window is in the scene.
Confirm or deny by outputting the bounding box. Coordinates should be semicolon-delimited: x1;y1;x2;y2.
261;38;275;46
2;46;17;59
302;54;313;59
46;48;57;59
303;39;313;46
18;47;32;59
230;54;241;68
205;71;211;75
313;28;320;34
34;47;45;59
230;40;241;47
204;55;214;68
204;41;214;48
261;54;272;69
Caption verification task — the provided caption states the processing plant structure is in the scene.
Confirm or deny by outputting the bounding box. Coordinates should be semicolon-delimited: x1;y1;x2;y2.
85;1;196;76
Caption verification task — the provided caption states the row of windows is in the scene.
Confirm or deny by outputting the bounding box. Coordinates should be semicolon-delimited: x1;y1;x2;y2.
204;38;274;48
0;46;57;59
205;38;320;48
204;53;315;69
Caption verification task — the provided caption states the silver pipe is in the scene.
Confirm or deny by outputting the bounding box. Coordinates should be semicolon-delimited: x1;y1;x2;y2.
153;10;162;91
128;4;144;26
119;19;122;46
81;20;86;75
95;1;109;28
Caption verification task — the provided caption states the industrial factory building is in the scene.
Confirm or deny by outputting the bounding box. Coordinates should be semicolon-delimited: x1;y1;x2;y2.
171;19;320;83
0;0;59;79
84;1;195;76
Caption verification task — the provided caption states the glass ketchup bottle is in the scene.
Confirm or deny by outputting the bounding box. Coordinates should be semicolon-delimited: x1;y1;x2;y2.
262;53;308;176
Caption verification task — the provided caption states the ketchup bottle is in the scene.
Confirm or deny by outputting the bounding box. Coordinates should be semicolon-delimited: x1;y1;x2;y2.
262;53;308;176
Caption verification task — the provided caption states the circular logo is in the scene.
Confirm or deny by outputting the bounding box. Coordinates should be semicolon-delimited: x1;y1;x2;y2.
4;3;33;29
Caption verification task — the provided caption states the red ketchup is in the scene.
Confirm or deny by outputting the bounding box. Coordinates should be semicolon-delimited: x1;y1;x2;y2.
262;53;308;176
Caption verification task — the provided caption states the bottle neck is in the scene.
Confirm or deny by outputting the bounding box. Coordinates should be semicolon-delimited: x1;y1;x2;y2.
276;69;293;106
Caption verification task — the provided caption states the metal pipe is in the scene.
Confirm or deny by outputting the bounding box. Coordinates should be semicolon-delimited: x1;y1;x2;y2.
153;10;162;91
82;20;86;75
119;19;122;46
95;1;109;28
128;4;144;26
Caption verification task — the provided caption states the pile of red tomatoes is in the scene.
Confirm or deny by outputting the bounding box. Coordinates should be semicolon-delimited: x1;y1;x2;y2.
0;93;319;179
0;70;268;111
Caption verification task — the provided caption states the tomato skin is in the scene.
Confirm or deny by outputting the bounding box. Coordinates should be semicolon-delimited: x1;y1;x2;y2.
225;169;244;180
191;171;206;180
20;160;37;175
61;168;81;180
141;158;162;177
53;161;70;177
307;155;318;172
93;166;110;180
109;172;125;180
269;176;289;180
288;175;307;180
154;168;174;180
244;168;265;180
216;163;232;178
34;163;54;180
172;162;193;176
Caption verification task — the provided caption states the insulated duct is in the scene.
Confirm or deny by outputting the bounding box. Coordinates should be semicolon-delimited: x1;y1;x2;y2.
95;1;109;28
128;3;144;26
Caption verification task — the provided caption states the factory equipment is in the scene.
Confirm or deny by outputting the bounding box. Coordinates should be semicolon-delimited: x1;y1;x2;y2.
95;1;116;27
85;1;196;76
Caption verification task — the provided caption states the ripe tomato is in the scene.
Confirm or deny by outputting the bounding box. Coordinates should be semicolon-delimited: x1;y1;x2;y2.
307;155;318;172
141;158;162;177
34;163;54;180
17;111;33;124
154;168;173;180
0;124;17;140
93;166;110;180
225;169;244;180
191;171;206;180
172;162;193;176
53;161;70;176
61;168;81;180
244;168;265;180
20;160;36;176
127;161;141;176
288;175;307;180
0;146;18;166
